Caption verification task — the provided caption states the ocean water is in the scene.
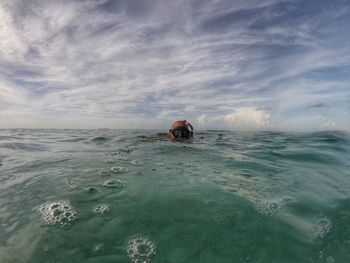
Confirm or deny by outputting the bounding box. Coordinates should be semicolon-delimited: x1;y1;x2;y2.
0;129;350;263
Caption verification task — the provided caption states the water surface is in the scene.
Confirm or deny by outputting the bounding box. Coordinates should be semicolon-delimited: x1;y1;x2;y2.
0;129;350;262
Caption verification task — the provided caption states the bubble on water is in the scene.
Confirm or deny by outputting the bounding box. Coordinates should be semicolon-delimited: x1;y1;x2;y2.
105;159;116;164
255;200;280;216
156;162;164;166
37;201;79;227
86;187;98;194
103;179;124;188
93;243;104;253
311;217;332;240
93;204;110;214
66;179;78;189
112;151;130;160
117;155;129;161
245;255;252;262
131;160;144;166
110;166;128;174
254;196;293;216
100;168;110;175
212;215;220;223
127;236;156;263
121;148;133;154
326;256;334;263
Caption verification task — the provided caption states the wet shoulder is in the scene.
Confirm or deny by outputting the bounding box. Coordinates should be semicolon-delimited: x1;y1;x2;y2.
137;133;169;142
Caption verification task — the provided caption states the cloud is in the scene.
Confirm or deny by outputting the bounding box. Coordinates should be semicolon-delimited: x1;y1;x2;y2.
0;80;27;106
197;114;207;128
0;0;349;130
321;116;336;129
308;101;328;109
194;107;274;131
223;107;274;130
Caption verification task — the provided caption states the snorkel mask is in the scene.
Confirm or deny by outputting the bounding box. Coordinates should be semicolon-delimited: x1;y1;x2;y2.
169;120;194;139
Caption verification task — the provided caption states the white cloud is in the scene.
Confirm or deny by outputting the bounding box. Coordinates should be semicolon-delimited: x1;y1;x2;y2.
194;107;275;131
196;114;207;129
223;107;274;130
0;80;27;105
321;116;336;129
0;5;26;59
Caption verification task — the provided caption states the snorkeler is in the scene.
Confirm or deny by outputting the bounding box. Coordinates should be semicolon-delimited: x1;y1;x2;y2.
168;120;194;140
135;120;194;142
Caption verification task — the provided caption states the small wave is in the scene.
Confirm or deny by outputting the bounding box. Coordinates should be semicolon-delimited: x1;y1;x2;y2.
310;131;349;144
273;150;338;164
90;136;112;143
0;142;49;151
57;137;87;143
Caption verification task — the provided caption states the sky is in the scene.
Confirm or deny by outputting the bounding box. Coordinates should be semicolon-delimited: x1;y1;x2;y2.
0;0;349;131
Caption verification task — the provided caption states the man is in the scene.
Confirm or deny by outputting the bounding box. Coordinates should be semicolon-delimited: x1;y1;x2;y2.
168;120;194;140
136;120;194;142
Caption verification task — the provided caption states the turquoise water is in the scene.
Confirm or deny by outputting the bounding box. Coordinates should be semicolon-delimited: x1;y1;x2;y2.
1;129;350;263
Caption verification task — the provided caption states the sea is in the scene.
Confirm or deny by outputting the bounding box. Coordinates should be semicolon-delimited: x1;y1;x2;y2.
0;129;350;263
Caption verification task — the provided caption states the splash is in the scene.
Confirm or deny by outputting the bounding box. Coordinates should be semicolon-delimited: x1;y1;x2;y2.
311;217;332;240
254;196;293;216
93;204;110;214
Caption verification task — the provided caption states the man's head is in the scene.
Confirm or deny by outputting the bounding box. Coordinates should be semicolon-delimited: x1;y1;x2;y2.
168;120;194;140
